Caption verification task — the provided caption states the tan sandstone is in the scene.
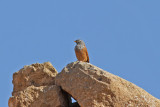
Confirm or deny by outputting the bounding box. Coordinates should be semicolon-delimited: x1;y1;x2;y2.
56;61;160;107
12;62;57;95
9;62;69;107
9;85;68;107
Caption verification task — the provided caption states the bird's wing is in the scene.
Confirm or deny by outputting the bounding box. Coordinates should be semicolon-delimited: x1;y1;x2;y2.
84;46;89;62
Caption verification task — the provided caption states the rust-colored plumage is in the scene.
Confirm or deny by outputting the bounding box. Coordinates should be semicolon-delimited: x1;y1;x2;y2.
74;40;89;63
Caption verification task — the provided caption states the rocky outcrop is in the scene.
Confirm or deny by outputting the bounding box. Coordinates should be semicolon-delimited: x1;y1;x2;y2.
9;61;160;107
56;61;160;107
8;62;69;107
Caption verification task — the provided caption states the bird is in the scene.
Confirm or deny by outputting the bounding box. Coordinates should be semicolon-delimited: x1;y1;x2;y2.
74;39;89;63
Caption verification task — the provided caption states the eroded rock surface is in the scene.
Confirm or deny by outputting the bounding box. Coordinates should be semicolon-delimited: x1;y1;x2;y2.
9;61;160;107
9;85;68;107
12;62;57;95
9;62;69;107
56;61;160;107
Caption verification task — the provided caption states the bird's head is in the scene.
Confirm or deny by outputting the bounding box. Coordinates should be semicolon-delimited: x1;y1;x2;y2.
74;39;85;45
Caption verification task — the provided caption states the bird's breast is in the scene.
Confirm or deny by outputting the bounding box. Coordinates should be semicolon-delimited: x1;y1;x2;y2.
75;45;85;50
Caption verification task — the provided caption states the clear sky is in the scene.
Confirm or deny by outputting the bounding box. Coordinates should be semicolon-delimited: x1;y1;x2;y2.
1;0;160;106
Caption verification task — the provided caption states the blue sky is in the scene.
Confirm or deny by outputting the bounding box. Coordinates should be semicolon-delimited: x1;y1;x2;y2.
1;0;160;106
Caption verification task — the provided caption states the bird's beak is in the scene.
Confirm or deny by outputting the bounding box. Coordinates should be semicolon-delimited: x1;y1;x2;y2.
74;41;76;43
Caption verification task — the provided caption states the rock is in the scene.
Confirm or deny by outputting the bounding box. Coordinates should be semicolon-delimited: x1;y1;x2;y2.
8;85;69;107
12;62;57;95
9;61;160;107
56;61;160;107
9;62;69;107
